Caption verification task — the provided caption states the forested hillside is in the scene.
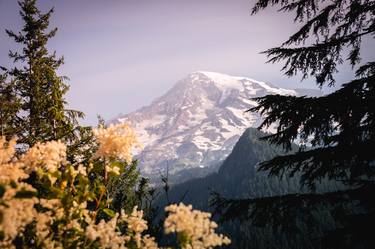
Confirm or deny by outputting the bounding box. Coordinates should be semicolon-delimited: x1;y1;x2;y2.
157;128;340;248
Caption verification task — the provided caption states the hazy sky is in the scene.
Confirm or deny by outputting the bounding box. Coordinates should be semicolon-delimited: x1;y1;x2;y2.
1;0;373;125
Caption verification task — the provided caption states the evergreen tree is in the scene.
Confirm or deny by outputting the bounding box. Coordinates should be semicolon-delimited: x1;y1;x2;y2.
0;0;84;147
0;3;161;245
213;0;375;248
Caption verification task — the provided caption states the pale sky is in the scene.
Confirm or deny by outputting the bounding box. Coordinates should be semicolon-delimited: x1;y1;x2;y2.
1;0;373;125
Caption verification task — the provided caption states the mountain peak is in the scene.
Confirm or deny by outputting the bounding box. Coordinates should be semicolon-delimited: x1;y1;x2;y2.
187;71;298;96
111;72;321;184
192;71;246;80
189;71;244;90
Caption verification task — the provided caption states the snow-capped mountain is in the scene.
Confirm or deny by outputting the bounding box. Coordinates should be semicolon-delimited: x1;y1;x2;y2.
111;71;321;183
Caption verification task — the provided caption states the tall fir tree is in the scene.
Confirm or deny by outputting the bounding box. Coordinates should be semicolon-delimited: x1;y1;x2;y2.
0;3;160;244
213;0;375;248
0;0;84;147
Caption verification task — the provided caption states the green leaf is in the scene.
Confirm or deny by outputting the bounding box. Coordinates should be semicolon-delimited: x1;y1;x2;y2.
177;231;191;247
103;208;116;218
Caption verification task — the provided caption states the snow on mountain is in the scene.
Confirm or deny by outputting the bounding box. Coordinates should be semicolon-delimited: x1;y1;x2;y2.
110;71;322;183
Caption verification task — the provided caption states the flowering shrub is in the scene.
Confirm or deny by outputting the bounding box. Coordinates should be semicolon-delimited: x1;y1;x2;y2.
165;203;230;249
93;123;140;163
0;124;230;248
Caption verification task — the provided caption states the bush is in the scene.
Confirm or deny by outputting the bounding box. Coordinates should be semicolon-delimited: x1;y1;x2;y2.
0;123;230;249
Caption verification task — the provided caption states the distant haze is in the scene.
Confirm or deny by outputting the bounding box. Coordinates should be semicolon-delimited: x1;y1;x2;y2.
1;0;374;125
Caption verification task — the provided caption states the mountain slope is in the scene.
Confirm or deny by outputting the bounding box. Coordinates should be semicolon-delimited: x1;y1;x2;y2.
157;128;339;249
111;71;322;182
157;128;293;209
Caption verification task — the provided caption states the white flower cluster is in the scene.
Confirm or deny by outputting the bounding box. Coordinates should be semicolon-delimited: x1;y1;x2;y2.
86;214;126;249
121;207;159;249
0;137;16;165
85;206;159;249
0;138;28;185
121;207;148;234
164;203;231;249
0;185;38;246
21;140;67;173
0;138;66;247
0;138;38;247
35;199;65;242
0;162;28;185
93;123;140;163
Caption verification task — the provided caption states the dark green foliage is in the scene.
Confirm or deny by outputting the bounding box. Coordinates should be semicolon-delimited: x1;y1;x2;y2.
0;0;84;147
110;161;158;216
252;0;375;86
251;80;374;190
13;222;41;249
0;73;21;140
213;0;375;248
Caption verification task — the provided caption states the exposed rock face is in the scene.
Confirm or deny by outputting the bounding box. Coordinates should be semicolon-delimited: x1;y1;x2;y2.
111;71;321;183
